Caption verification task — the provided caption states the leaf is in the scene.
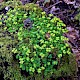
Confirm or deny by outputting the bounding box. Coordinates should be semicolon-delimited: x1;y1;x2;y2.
48;54;52;58
0;22;2;25
58;54;62;58
16;54;19;59
26;66;29;72
52;61;58;65
37;68;41;73
22;65;25;70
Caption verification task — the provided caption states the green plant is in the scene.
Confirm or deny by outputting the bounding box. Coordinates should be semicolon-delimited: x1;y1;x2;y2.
0;27;76;80
0;8;27;33
0;3;42;32
11;9;71;76
0;0;21;10
0;27;27;80
0;2;75;79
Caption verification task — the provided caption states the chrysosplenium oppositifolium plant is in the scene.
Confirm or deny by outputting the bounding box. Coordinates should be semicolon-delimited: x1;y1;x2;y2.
0;8;27;32
1;6;71;76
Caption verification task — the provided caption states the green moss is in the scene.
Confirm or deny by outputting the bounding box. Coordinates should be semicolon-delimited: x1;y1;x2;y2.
0;1;42;15
53;54;77;78
0;28;26;80
16;3;43;14
0;0;21;10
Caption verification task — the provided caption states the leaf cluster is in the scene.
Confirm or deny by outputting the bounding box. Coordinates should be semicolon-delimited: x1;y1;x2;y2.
0;8;27;32
1;4;72;76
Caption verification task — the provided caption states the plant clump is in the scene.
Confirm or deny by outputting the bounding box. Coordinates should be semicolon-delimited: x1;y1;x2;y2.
0;8;27;32
0;3;76;79
0;28;27;80
0;0;21;10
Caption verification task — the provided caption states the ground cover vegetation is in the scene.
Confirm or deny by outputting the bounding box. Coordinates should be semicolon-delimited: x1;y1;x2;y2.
0;0;79;80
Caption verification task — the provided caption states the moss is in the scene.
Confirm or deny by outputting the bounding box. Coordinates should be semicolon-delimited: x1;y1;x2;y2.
0;1;42;15
0;0;21;10
16;3;43;14
33;54;77;80
0;28;26;80
53;54;77;78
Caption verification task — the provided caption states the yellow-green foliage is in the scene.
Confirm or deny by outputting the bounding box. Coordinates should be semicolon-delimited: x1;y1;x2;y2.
0;0;21;10
0;1;43;21
16;3;43;15
0;28;77;80
0;1;77;80
0;1;42;14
